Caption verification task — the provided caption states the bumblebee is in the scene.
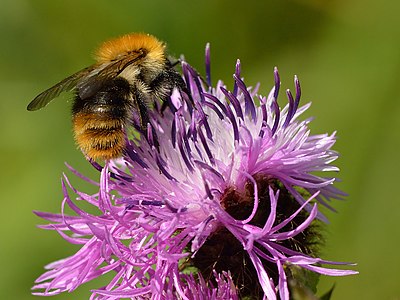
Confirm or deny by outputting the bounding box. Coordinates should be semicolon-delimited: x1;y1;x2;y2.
27;33;189;160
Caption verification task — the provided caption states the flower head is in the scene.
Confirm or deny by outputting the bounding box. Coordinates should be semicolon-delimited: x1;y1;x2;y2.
33;44;356;299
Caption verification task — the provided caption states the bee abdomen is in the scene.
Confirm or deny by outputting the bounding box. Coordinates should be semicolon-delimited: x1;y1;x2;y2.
73;112;126;160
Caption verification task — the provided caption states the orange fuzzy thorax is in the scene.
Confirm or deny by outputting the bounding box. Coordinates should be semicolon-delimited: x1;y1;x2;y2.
95;33;166;64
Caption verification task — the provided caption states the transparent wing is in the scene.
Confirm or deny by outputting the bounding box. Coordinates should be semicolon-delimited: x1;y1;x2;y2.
77;50;146;99
27;49;146;111
27;66;98;111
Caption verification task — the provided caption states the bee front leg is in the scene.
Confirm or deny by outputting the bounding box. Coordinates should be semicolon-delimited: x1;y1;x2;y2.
150;69;194;111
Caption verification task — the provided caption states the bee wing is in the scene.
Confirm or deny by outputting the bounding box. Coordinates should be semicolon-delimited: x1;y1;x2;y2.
28;50;146;110
27;66;96;111
77;50;146;99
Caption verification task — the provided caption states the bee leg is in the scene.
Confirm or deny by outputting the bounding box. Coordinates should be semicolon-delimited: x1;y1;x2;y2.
159;98;170;116
168;58;181;68
134;90;160;150
150;70;195;112
168;70;195;108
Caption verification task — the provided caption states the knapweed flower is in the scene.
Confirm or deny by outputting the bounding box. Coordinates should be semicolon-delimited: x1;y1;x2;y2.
33;45;357;299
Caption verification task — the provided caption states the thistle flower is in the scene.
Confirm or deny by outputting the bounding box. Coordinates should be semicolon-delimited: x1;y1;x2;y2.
33;44;357;299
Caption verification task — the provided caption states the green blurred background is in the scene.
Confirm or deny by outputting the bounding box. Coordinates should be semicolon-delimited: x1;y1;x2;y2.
1;0;399;299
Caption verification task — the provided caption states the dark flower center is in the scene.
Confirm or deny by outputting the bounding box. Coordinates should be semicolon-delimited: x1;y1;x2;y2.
188;175;323;299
